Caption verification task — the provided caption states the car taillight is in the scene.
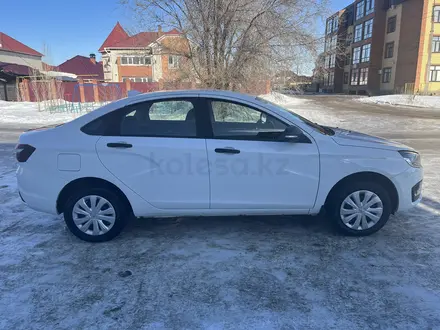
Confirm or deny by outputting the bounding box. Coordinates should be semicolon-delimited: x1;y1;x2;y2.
15;144;36;162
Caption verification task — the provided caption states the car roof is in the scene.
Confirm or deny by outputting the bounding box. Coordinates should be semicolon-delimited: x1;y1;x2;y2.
126;89;258;104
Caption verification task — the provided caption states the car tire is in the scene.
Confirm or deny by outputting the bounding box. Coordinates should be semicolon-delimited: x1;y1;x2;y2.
328;181;392;236
63;187;129;242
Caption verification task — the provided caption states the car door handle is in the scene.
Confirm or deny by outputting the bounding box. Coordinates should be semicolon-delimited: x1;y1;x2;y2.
215;148;240;154
107;142;133;149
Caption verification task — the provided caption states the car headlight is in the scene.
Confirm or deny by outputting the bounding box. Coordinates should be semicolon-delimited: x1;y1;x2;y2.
399;150;422;168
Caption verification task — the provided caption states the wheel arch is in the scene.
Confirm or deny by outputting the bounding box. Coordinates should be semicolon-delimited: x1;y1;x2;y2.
56;177;134;215
324;171;399;214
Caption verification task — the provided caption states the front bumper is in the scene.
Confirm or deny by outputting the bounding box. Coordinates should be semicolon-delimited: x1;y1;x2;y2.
392;166;423;212
412;180;423;202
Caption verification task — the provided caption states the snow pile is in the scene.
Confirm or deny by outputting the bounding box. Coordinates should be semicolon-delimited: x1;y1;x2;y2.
358;94;440;109
259;92;309;107
260;92;340;127
0;101;83;126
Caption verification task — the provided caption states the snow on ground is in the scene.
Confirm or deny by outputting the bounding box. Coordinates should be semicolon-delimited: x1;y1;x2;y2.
273;94;440;135
1;94;440;328
358;94;440;109
259;92;310;106
0;100;80;126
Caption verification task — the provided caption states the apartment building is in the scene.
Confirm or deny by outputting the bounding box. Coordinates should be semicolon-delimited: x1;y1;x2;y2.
323;0;428;95
99;22;188;83
416;0;440;93
322;4;354;93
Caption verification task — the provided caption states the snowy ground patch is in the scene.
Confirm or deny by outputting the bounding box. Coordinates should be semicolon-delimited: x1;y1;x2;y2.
259;92;309;107
0;101;81;126
358;94;440;109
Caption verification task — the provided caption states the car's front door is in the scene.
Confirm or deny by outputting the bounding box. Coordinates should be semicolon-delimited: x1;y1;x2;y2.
205;99;320;210
94;97;210;209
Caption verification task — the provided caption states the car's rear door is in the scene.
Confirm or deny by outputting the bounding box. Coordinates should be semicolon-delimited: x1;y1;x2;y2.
94;96;210;209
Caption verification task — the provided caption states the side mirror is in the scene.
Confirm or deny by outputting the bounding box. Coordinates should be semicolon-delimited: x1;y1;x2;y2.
281;126;311;143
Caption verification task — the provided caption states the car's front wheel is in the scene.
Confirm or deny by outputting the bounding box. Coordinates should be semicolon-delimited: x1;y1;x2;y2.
328;182;392;236
63;188;128;242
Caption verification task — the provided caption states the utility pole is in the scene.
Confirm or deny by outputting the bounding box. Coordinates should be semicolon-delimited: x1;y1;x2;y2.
425;4;435;94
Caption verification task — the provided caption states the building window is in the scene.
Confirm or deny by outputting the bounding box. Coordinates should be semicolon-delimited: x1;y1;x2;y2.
434;6;440;23
361;44;371;63
364;18;373;39
351;69;359;85
121;56;152;66
382;67;392;83
122;77;152;82
353;46;361;64
168;55;179;68
387;16;397;33
385;41;395;58
330;54;336;68
327;18;333;34
359;68;369;85
356;1;365;20
365;0;374;15
354;24;363;42
329;72;335;85
333;17;339;31
344;72;349;84
330;35;337;50
345;53;351;65
346;33;353;46
433;37;440;53
429;65;440;82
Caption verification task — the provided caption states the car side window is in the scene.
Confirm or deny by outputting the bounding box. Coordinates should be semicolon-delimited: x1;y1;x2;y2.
210;100;287;140
119;100;196;137
82;99;197;137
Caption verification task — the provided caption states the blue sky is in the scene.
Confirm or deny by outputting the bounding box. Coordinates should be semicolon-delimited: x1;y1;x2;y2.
332;0;353;10
1;0;131;65
1;0;352;66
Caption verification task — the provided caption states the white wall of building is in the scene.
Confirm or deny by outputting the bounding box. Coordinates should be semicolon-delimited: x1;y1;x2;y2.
102;48;163;82
0;50;42;70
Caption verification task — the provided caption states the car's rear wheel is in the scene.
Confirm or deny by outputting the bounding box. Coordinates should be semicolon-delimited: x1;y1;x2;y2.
328;182;392;236
63;188;128;242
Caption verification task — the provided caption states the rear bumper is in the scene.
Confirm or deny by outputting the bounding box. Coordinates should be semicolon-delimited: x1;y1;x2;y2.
16;165;61;215
392;166;423;212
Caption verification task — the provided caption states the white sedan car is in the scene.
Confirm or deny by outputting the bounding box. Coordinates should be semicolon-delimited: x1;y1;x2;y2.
16;90;423;242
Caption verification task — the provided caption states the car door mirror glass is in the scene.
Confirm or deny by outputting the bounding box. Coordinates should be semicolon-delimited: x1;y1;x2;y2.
281;126;310;143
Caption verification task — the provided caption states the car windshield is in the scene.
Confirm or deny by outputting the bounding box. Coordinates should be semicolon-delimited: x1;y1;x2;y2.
256;97;334;135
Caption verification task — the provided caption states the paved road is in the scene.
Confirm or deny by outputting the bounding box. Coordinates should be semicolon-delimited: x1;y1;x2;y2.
300;94;440;119
296;95;440;155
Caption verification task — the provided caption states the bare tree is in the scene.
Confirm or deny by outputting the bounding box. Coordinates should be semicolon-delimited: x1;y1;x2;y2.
121;0;328;90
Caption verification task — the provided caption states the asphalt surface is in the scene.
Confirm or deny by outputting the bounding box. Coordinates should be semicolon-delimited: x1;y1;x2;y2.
297;95;440;155
1;97;440;329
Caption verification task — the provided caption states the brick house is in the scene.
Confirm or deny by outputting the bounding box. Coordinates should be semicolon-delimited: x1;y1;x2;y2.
57;54;104;81
99;22;188;83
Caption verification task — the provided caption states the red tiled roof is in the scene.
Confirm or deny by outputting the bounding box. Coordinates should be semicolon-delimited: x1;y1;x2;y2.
163;28;181;35
0;32;43;57
57;55;104;81
98;22;129;52
99;23;183;51
0;61;33;76
111;32;160;48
